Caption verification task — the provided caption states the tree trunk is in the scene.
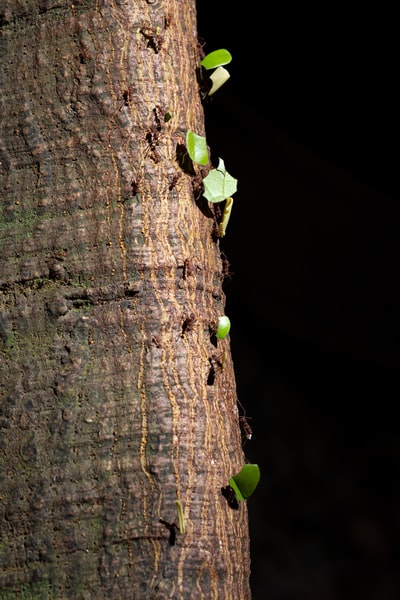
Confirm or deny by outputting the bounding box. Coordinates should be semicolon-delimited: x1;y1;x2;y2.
0;1;250;598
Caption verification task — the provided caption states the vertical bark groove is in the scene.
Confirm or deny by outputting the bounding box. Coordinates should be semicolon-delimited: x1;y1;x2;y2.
0;1;251;598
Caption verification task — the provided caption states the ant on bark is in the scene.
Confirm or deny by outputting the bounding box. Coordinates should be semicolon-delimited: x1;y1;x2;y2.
139;24;165;54
145;106;164;162
159;519;179;546
220;251;234;280
239;416;253;444
237;399;253;446
168;172;182;192
207;351;227;385
122;86;133;107
221;485;239;510
181;313;196;337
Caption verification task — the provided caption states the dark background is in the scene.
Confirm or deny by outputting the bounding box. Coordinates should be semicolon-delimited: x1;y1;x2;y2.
197;5;399;599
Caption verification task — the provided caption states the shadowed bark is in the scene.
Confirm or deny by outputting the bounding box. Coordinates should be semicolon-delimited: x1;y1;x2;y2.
0;1;250;597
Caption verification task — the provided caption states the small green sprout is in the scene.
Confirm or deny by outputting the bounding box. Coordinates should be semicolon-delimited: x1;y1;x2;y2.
186;130;209;165
229;464;260;501
164;111;172;122
216;315;231;339
202;158;237;203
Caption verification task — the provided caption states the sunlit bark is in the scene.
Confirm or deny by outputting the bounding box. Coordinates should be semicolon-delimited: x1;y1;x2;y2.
0;1;250;597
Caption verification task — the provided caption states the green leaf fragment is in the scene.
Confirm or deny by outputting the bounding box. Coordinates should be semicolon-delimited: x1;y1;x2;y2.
216;315;231;339
186;130;209;165
218;197;233;237
202;158;237;203
229;464;260;501
175;500;185;534
208;66;231;96
201;49;232;70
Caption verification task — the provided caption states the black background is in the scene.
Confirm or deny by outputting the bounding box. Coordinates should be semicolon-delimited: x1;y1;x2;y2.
197;4;399;599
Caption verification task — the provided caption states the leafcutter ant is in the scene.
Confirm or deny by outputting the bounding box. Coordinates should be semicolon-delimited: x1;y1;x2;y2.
182;257;195;280
196;65;213;101
139;25;164;54
145;106;163;162
207;351;227;385
221;251;234;280
151;335;162;348
159;519;179;546
221;485;239;510
181;313;196;337
164;14;172;29
239;416;253;445
237;398;253;446
130;177;142;196
122;87;133;107
168;172;182;191
145;131;160;162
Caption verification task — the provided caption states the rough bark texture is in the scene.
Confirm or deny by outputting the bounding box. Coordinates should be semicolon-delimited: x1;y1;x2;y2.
0;1;250;598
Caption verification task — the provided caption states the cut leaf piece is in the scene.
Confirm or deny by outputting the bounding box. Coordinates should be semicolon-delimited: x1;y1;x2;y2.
186;130;209;165
218;197;233;237
229;464;260;500
208;66;231;96
202;158;237;203
216;315;231;339
175;500;185;534
201;49;232;70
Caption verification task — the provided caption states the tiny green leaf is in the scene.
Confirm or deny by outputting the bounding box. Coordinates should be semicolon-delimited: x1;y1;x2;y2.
202;158;237;203
229;464;260;500
201;49;232;70
216;315;230;339
186;130;209;165
164;111;172;122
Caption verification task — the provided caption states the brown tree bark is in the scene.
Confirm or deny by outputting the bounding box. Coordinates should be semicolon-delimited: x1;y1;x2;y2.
0;1;250;598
